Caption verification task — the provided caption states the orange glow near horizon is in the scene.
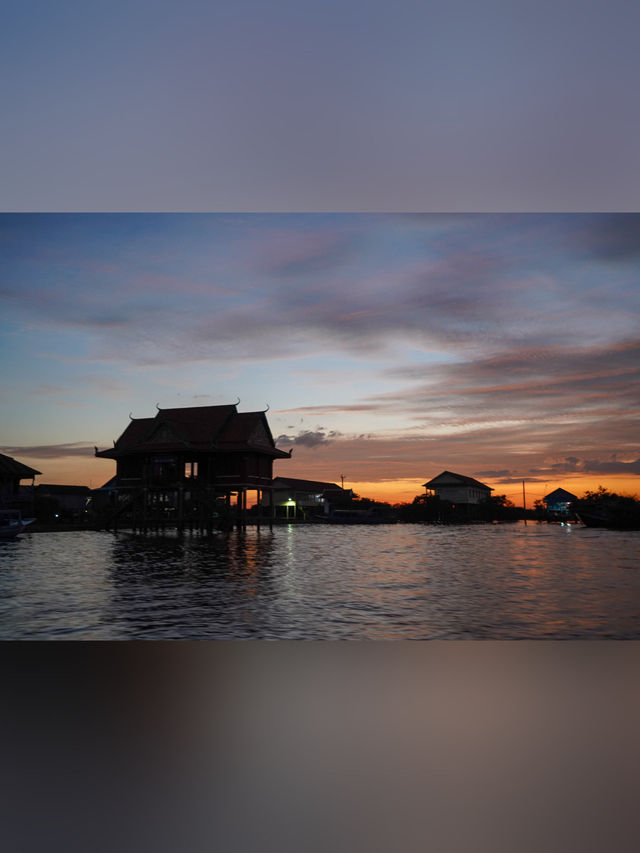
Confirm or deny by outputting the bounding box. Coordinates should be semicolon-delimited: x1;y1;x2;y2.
349;476;640;505
18;456;640;508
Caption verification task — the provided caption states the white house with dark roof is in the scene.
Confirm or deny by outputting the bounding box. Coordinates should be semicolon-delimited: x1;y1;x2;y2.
422;471;493;505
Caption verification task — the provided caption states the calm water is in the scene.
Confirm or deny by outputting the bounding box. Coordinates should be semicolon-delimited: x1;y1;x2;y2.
0;522;639;639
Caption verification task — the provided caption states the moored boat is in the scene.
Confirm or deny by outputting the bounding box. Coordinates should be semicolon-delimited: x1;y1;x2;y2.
0;510;36;540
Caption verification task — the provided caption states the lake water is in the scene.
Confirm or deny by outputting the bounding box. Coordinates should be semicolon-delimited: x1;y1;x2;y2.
1;522;639;639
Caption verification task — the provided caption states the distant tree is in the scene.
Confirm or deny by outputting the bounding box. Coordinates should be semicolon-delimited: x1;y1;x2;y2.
581;486;620;502
484;494;519;521
533;498;548;520
490;494;514;508
575;486;640;529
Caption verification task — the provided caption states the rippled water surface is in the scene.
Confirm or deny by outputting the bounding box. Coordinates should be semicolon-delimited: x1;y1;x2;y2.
1;522;639;639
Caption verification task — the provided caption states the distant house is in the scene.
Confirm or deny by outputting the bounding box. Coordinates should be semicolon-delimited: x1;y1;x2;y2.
266;477;350;518
543;488;578;516
423;471;493;505
94;402;290;529
0;453;41;508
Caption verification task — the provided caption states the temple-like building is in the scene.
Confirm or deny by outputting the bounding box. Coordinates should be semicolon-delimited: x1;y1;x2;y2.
95;403;290;531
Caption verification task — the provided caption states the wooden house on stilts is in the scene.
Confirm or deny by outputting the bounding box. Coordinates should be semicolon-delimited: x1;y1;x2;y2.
95;403;290;533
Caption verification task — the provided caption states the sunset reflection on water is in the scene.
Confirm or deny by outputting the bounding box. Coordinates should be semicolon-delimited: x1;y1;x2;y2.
0;522;638;639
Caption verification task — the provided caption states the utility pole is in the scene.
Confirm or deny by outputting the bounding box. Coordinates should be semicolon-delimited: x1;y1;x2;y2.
340;474;345;490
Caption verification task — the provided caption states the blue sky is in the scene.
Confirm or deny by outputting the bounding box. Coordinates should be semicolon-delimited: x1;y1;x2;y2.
2;213;639;502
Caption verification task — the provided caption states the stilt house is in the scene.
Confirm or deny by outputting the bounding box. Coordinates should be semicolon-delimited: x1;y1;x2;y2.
94;403;290;531
423;471;493;505
543;488;578;518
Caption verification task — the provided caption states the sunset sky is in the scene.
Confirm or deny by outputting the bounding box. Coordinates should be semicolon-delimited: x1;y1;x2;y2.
2;213;639;504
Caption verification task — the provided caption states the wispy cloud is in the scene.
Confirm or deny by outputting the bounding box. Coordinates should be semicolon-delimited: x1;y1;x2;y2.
549;455;640;476
0;442;96;459
4;214;639;367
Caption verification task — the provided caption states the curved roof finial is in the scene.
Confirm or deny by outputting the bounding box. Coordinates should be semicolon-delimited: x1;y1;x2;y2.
128;412;134;420
235;397;241;406
156;402;161;411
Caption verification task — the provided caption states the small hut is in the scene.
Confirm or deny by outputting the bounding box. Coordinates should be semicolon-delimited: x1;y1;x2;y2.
543;488;578;518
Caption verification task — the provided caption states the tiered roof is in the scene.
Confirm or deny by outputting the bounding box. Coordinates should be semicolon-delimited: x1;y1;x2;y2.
95;404;290;459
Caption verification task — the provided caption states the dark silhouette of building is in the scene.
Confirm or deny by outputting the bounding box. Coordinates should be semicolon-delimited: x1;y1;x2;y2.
266;476;350;519
0;453;41;508
94;403;290;531
34;484;93;521
543;487;578;520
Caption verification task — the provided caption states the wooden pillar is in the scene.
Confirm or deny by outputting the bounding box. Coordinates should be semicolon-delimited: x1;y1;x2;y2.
142;487;148;534
177;485;184;536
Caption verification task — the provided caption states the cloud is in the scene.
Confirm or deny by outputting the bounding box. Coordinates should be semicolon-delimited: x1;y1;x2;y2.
250;228;360;278
489;477;547;485
275;429;339;449
276;403;383;415
4;214;640;369
374;339;640;439
569;214;640;263
0;442;96;459
548;456;583;473
547;455;640;476
582;458;640;476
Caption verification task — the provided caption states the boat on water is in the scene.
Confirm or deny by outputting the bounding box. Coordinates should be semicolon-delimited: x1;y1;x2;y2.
0;510;36;540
